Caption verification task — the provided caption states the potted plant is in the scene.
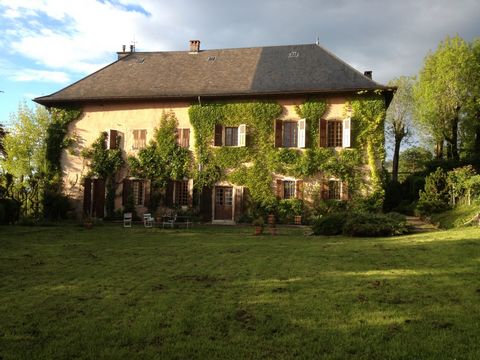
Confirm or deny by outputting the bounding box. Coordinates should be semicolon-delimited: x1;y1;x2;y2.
292;199;304;225
252;217;264;235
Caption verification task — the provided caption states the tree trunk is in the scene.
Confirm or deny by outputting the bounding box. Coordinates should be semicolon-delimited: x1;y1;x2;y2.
392;136;402;182
435;140;444;159
451;115;459;160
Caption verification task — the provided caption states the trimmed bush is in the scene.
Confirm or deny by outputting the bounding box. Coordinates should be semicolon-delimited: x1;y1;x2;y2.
311;213;347;235
343;212;409;237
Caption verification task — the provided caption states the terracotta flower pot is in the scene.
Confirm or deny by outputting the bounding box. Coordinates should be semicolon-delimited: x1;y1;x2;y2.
268;214;276;225
254;226;263;235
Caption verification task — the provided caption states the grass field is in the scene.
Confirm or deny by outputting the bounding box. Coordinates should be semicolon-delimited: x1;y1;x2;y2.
0;224;479;359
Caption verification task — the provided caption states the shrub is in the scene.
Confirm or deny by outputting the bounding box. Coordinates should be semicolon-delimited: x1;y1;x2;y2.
0;198;21;224
343;212;408;237
383;180;403;212
277;199;303;224
43;192;71;220
311;212;348;235
416;167;450;216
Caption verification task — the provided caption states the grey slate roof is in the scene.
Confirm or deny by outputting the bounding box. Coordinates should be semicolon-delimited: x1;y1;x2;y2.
34;44;391;105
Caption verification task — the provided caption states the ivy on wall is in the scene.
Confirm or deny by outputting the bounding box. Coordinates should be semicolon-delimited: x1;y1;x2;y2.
189;102;283;207
348;92;387;194
81;132;124;217
127;111;192;211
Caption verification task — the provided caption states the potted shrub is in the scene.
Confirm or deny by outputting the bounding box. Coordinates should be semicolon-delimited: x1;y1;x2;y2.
291;199;304;225
252;217;264;235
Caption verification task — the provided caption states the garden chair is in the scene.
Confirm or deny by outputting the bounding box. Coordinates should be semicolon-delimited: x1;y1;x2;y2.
162;212;177;228
143;213;154;228
123;212;132;228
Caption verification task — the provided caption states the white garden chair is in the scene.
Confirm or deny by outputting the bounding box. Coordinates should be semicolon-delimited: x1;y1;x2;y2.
143;213;154;228
123;212;132;228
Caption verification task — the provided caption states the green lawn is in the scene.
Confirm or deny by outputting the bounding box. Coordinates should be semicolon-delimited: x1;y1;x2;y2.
0;225;479;359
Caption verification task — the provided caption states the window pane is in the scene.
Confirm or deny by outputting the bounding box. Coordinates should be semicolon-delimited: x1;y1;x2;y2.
174;180;189;206
225;127;238;146
283;181;296;199
133;181;144;205
133;129;146;149
327;121;342;147
283;122;298;147
328;180;340;200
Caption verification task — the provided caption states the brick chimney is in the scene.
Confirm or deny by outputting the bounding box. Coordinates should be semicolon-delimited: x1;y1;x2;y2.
364;70;372;79
189;40;200;53
117;45;129;60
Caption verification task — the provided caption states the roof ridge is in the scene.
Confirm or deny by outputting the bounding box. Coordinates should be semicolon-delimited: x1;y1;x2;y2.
314;41;383;87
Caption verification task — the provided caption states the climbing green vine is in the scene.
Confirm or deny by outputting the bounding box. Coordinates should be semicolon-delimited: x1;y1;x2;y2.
188;99;371;211
81;132;124;217
127;111;192;211
348;92;387;193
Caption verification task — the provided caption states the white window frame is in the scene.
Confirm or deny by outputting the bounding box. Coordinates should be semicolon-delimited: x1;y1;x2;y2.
297;118;306;148
342;118;351;148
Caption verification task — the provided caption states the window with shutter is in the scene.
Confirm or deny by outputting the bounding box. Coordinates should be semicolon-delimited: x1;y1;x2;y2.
283;180;296;199
132;129;147;149
214;124;223;146
297;119;306;148
327;121;342;147
176;128;190;148
106;129;118;149
282;121;298;148
327;180;341;200
319;119;327;147
342;118;351;148
174;180;189;206
238;124;246;147
224;127;238;146
132;180;144;206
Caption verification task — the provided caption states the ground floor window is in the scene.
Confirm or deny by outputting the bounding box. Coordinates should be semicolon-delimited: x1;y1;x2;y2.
327;180;341;200
174;180;189;206
283;180;296;199
132;180;144;205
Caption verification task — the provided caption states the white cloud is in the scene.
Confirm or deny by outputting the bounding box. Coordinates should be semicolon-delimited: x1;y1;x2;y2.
10;69;70;83
0;0;479;86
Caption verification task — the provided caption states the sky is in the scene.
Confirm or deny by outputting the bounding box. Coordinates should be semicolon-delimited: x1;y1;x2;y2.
0;0;479;127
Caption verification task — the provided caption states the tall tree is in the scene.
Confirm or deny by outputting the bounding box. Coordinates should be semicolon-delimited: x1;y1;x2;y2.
414;35;479;160
386;76;414;182
0;123;6;157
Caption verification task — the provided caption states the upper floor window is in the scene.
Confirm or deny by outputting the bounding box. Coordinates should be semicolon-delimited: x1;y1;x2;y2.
320;118;351;148
214;124;246;147
106;129;119;149
176;128;190;148
327;121;342;147
283;122;298;148
275;119;306;148
224;127;238;146
132;129;147;150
